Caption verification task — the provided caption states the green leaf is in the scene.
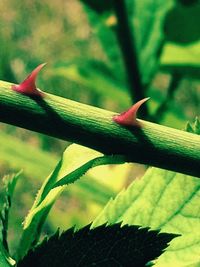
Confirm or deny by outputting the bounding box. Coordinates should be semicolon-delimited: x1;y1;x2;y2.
92;167;200;266
161;41;200;78
127;0;173;84
0;130;115;206
0;130;57;179
80;1;126;84
161;40;200;64
18;223;176;267
0;172;21;251
164;3;200;44
17;144;125;260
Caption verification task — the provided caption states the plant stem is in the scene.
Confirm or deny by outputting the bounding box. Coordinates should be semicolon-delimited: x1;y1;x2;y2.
0;80;200;177
113;0;148;117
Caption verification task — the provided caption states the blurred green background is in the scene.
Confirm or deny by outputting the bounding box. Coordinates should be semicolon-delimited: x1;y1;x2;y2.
0;0;199;254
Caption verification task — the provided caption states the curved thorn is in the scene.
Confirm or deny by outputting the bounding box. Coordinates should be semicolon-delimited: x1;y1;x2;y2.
11;63;46;96
113;97;150;127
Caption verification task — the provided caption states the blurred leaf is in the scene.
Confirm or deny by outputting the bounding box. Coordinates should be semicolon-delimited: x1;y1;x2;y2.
18;223;176;267
0;130;57;179
163;111;186;129
17;144;125;260
161;41;200;78
72;176;116;205
92;167;200;266
80;0;126;84
81;0;174;86
127;0;174;84
0;172;21;251
88;162;134;191
164;3;200;44
50;60;131;108
0;130;115;205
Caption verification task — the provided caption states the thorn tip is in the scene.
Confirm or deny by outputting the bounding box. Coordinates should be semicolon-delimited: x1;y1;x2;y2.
11;63;46;96
113;97;150;127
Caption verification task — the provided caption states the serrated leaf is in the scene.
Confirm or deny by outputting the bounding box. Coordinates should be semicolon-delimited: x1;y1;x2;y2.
0;172;21;251
92;167;200;266
18;223;176;267
17;144;125;260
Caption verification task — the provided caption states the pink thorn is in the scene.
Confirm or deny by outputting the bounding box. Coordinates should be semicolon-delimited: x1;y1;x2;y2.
113;97;150;127
11;63;46;96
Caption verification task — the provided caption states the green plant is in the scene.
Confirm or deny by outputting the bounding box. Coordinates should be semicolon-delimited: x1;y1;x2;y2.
0;0;199;266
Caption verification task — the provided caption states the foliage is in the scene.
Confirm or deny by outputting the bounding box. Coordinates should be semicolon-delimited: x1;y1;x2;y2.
0;0;199;266
0;143;198;266
93;167;200;266
16;144;124;260
18;224;176;267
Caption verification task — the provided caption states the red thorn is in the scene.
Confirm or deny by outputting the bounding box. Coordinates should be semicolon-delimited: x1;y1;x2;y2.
11;63;46;96
113;97;150;127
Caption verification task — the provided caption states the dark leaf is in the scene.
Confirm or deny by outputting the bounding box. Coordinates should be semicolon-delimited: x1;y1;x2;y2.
18;223;177;267
164;3;200;44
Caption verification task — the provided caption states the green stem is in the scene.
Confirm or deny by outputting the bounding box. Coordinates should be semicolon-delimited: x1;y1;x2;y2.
113;0;148;117
0;80;200;177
